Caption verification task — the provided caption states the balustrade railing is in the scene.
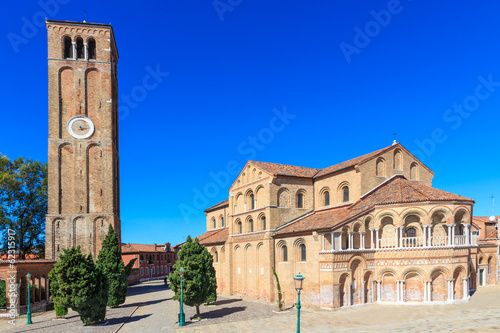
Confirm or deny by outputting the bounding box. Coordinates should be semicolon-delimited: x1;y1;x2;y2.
454;235;467;246
429;235;448;247
379;238;397;249
401;236;424;248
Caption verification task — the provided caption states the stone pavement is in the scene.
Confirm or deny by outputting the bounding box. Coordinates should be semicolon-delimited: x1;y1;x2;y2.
2;280;500;332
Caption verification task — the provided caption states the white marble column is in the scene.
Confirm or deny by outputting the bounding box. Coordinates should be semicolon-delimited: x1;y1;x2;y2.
72;42;76;59
348;232;354;250
427;226;432;247
84;43;88;60
447;279;454;301
331;233;335;251
322;233;325;251
447;224;452;246
464;224;470;245
377;281;381;301
462;277;469;299
372;281;377;302
424;280;428;301
375;229;380;249
361;281;366;304
451;224;456;246
360;232;365;250
422;225;427;247
347;283;352;306
399;227;404;248
396;281;400;302
370;229;375;249
395;227;399;248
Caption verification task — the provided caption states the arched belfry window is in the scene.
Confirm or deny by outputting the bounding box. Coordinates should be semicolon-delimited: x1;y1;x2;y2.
64;36;72;59
283;246;288;262
213;218;216;229
249;219;254;232
88;38;96;59
76;37;84;59
343;186;349;202
221;217;225;227
262;216;266;230
406;227;416;238
324;191;330;206
250;194;255;210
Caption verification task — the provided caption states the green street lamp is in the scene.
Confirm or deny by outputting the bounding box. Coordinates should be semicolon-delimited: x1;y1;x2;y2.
294;272;305;333
26;273;32;325
178;267;185;327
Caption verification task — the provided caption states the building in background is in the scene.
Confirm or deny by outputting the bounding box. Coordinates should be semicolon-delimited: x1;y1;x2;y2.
122;243;176;283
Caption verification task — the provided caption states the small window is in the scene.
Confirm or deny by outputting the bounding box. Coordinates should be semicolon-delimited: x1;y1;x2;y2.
410;162;419;180
213;218;216;229
283;246;288;262
161;254;163;261
238;222;242;234
140;254;143;261
262;217;266;230
63;36;72;59
141;267;143;276
221;217;225;227
406;227;416;238
300;244;306;261
343;187;349;202
297;194;304;208
161;266;163;274
88;38;96;59
324;191;330;206
488;258;492;274
215;251;218;263
249;219;254;232
76;37;84;59
250;194;255;210
376;158;386;177
146;267;149;275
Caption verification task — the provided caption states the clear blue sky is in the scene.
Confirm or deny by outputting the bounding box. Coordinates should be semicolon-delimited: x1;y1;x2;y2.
2;1;499;245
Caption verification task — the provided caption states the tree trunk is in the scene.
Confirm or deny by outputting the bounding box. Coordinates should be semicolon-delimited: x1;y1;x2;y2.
196;305;200;317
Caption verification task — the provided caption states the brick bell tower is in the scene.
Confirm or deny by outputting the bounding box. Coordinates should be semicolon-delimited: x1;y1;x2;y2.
45;20;120;260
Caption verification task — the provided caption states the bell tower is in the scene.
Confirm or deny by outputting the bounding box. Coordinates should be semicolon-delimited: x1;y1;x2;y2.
45;20;120;260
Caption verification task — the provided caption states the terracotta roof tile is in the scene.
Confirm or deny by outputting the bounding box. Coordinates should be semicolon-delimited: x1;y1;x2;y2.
196;228;229;245
205;199;229;213
472;216;499;239
275;176;474;235
249;161;321;178
121;243;165;253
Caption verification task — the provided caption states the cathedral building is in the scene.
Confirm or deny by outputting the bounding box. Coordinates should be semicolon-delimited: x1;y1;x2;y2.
196;143;498;308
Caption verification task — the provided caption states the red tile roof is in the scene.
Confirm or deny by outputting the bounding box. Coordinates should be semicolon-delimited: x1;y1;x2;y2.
121;243;171;253
249;160;321;178
196;228;229;245
473;216;499;239
275;176;474;235
204;199;229;213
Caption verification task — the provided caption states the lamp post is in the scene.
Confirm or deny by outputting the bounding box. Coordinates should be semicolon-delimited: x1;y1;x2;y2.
178;267;185;327
294;272;305;333
26;273;32;325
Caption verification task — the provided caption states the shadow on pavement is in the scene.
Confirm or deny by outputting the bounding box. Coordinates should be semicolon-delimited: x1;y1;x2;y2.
211;299;242;306
190;306;247;321
121;298;171;309
122;313;152;324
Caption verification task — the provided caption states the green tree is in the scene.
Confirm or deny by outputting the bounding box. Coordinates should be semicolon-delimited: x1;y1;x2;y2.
0;280;6;308
97;225;135;307
170;235;217;317
0;154;47;259
49;247;108;325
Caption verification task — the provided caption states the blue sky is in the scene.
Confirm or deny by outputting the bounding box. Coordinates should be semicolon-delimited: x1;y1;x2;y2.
2;0;499;245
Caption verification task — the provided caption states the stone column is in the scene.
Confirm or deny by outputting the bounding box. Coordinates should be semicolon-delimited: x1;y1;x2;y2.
72;42;76;59
428;226;432;247
360;232;365;250
395;227;399;248
447;279;454;301
347;283;352;306
348;232;354;250
451;224;456;246
422;225;427;247
399;227;404;248
464;224;470;245
424;280;428;302
370;229;375;249
396;281;400;302
462;277;468;299
331;233;335;251
375;229;380;249
361;281;366;304
322;233;325;251
401;280;405;302
377;281;382;301
84;43;88;60
371;281;377;302
447;224;452;246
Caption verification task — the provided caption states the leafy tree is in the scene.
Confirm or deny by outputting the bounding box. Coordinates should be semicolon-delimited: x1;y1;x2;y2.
0;280;6;308
0;154;47;259
170;235;217;317
49;247;108;325
54;301;68;318
97;225;135;307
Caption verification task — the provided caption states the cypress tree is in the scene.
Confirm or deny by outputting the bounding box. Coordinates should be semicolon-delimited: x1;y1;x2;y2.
48;247;108;325
170;235;217;317
97;225;134;307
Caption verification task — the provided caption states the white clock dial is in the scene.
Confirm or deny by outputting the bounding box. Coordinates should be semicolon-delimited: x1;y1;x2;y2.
67;116;95;139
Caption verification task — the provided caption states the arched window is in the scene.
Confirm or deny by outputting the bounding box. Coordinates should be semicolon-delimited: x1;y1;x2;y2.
343;186;349;202
221;217;225;227
410;162;419;180
297;194;304;208
488;257;492;274
215;251;219;263
300;244;306;261
237;221;242;234
63;36;72;59
76;37;84;59
88;38;96;59
283;246;288;262
324;191;330;206
140;267;143;276
213;218;216;229
140;254;144;261
249;219;254;232
376;158;386;177
250;194;255;210
406;227;416;238
393;149;402;170
262;216;266;230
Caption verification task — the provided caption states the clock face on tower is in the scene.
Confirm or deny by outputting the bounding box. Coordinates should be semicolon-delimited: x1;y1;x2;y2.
67;116;95;139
